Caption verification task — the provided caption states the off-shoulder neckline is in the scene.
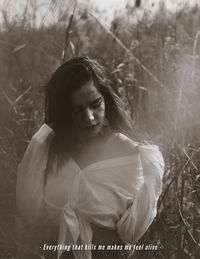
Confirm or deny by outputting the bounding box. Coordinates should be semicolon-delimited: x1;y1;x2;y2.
69;132;139;172
69;152;139;172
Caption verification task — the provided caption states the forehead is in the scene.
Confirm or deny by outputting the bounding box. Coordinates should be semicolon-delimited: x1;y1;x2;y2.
71;81;102;106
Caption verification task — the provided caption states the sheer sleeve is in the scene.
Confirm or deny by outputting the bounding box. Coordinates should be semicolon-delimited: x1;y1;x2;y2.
16;123;54;226
116;144;164;243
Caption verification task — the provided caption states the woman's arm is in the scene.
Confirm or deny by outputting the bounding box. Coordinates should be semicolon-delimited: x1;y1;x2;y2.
16;124;54;226
116;144;164;243
15;124;55;257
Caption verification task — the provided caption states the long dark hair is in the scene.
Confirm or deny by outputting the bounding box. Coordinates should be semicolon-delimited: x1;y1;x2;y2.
44;57;135;172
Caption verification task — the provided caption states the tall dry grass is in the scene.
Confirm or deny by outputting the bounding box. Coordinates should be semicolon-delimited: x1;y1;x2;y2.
0;0;200;258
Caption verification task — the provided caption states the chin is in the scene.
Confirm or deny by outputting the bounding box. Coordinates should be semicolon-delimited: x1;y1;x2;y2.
84;128;101;139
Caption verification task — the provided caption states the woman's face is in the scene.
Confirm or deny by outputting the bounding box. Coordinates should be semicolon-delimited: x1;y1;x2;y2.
71;80;106;141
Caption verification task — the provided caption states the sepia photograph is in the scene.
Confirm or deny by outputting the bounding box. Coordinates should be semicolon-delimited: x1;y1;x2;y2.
0;0;200;258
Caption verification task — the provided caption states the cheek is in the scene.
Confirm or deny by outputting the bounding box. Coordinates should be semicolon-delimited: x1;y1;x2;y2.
96;103;105;121
71;102;106;126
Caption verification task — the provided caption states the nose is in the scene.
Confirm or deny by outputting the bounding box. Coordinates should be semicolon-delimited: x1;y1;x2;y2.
84;108;95;123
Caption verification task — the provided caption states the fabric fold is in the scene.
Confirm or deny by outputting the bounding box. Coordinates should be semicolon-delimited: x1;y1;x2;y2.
57;168;93;259
116;144;164;243
57;204;92;259
16;124;54;226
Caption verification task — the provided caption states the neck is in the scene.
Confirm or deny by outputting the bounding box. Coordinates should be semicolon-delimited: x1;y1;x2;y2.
79;130;114;150
84;134;103;147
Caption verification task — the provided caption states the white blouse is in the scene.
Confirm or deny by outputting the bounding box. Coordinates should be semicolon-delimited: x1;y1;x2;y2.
16;123;164;259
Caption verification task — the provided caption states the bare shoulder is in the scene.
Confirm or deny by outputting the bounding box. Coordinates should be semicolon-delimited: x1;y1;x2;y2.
107;132;139;157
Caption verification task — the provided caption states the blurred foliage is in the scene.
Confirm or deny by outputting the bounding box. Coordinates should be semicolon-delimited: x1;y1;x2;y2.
0;0;200;258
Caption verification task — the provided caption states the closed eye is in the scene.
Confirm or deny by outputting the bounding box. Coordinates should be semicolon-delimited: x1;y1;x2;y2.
90;97;102;108
72;97;103;114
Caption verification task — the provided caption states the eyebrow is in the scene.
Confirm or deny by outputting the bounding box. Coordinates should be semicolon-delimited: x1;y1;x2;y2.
72;96;102;108
89;97;102;105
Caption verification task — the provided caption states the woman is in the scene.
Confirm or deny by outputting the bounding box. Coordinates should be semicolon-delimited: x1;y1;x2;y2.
16;57;164;259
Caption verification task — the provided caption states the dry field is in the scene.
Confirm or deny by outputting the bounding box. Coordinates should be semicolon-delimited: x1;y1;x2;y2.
0;1;200;258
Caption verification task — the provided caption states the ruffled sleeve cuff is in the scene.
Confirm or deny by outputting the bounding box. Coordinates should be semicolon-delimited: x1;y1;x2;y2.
16;123;54;226
116;144;164;243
